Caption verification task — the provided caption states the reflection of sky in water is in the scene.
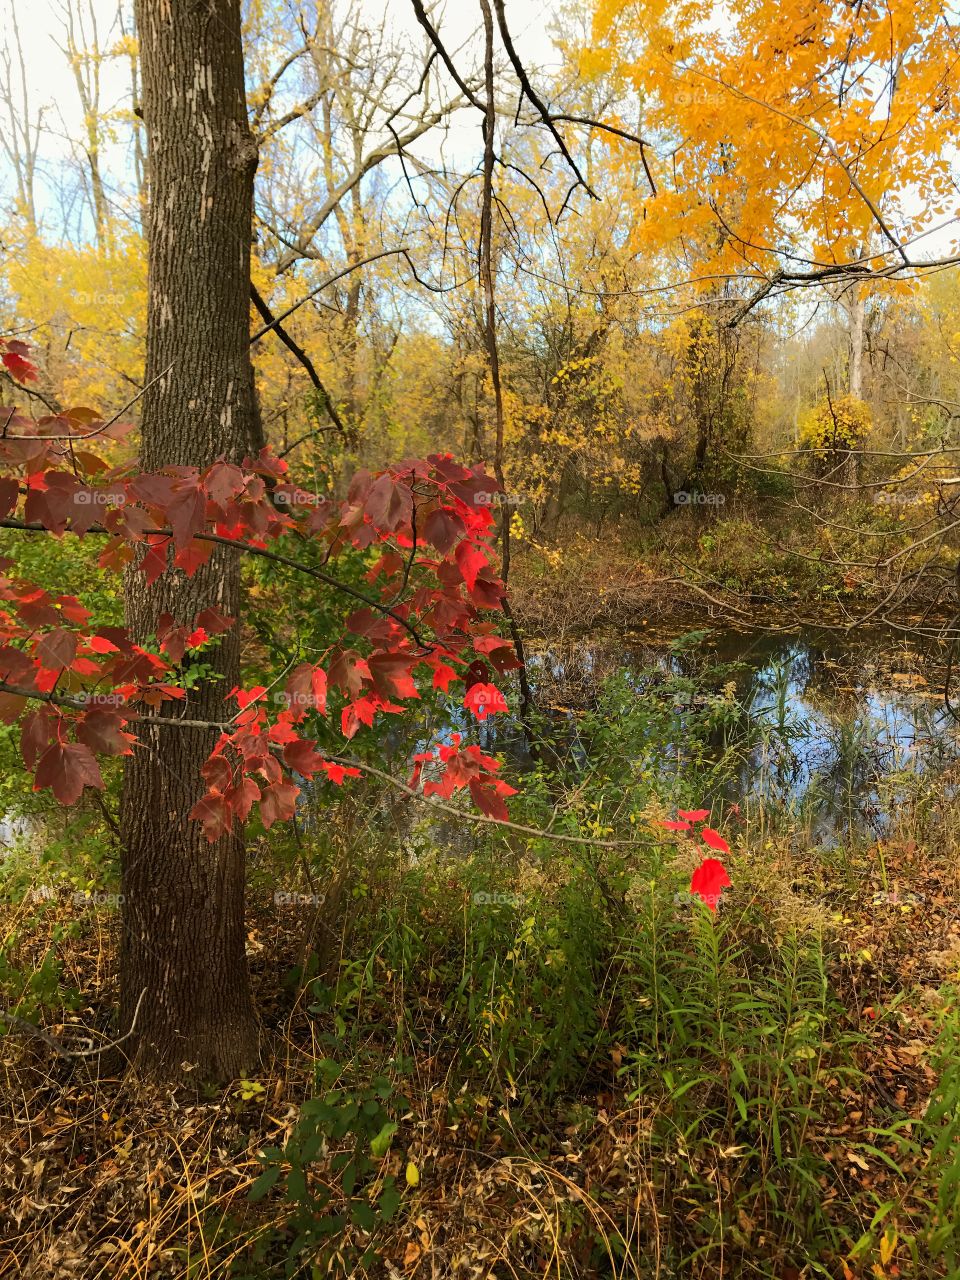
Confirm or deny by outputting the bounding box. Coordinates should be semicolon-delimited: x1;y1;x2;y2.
374;627;960;847
527;631;958;843
735;633;957;841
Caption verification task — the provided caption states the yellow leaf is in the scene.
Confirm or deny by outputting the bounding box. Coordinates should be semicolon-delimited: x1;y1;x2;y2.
880;1230;898;1265
405;1159;420;1187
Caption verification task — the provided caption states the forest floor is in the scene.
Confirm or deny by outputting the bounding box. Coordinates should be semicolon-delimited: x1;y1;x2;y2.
511;500;953;637
1;814;958;1280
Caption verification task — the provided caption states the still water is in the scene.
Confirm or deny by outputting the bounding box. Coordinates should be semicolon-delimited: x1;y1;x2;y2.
461;624;960;845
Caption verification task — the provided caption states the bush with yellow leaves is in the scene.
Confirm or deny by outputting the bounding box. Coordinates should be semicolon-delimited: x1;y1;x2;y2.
799;395;872;458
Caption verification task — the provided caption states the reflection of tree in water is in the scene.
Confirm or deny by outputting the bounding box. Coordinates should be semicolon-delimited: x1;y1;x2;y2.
448;625;959;843
525;638;654;709
678;627;956;841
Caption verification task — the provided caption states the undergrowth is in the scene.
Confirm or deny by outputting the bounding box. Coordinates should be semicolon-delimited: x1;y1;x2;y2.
1;637;957;1277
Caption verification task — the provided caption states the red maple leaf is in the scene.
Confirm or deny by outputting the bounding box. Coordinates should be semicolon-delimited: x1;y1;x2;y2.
33;741;104;805
423;506;466;554
260;781;299;829
455;539;488;592
320;760;361;785
431;661;458;692
282;737;326;777
690;858;731;911
2;350;38;382
462;682;508;721
189;792;232;843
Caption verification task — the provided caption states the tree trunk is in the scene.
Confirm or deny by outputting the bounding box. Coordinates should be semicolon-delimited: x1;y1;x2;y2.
119;0;260;1080
849;281;864;400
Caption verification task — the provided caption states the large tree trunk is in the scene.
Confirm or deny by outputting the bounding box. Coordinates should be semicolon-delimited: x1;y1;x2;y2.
119;0;260;1079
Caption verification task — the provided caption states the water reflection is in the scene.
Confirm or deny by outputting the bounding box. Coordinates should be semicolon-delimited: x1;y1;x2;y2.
469;626;960;846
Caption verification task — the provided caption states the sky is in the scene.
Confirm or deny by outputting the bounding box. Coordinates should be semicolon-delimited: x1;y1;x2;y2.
0;0;564;233
2;0;564;145
367;0;565;165
1;0;132;235
2;1;132;140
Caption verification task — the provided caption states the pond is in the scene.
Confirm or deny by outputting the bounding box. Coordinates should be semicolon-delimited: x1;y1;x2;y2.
451;622;960;847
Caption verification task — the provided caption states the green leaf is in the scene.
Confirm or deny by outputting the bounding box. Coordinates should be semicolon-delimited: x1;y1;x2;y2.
286;1166;307;1203
351;1200;377;1231
248;1165;281;1202
370;1120;398;1158
378;1179;402;1222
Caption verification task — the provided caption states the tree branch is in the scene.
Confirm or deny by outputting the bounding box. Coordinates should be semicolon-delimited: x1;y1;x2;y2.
249;282;355;444
1;987;147;1059
0;518;435;651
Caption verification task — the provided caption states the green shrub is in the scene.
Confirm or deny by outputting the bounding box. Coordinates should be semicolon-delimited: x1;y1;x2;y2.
245;1059;405;1277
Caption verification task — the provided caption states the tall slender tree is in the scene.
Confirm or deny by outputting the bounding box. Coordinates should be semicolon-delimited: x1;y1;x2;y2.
121;0;260;1077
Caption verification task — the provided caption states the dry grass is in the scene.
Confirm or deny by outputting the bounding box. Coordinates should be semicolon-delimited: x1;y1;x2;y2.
1;811;957;1280
0;896;651;1280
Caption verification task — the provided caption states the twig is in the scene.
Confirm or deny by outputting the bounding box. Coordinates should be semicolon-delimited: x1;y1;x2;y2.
328;754;647;849
249;283;354;444
0;987;147;1059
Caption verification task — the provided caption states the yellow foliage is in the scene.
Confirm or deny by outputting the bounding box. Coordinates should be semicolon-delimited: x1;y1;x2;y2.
799;395;872;456
2;224;146;408
587;0;960;284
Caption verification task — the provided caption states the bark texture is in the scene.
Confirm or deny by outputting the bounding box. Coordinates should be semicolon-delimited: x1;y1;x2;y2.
120;0;259;1079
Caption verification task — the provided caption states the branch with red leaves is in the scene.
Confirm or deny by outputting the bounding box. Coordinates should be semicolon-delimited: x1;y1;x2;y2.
0;676;654;850
0;340;527;840
660;809;733;911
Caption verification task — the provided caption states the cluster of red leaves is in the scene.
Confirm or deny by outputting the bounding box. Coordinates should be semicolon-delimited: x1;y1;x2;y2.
407;733;517;820
660;808;732;911
0;346;521;839
0;338;37;384
187;685;365;841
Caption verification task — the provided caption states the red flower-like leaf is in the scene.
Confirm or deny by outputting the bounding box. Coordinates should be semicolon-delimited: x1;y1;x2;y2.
678;808;709;822
455;540;488;592
321;760;361;785
2;350;38;382
690;857;731;911
701;827;730;855
463;682;508;721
